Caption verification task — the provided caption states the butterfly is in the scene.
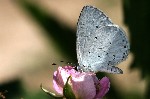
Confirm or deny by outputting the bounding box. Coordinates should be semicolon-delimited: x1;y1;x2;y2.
76;5;130;74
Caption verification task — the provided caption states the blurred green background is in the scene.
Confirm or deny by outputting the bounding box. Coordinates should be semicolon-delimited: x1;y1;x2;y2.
0;0;150;99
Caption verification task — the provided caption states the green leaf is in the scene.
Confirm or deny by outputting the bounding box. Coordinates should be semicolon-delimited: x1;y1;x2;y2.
63;76;76;99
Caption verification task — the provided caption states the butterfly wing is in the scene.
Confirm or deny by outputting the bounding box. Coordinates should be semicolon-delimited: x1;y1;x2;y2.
77;6;113;67
76;6;129;74
88;25;129;73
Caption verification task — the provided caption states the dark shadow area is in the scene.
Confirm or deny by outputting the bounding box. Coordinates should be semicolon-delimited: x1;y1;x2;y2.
0;80;24;99
123;0;150;98
0;80;50;99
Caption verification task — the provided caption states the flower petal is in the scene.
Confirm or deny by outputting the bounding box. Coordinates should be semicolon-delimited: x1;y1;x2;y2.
71;73;96;99
53;70;63;94
53;66;78;94
95;77;110;99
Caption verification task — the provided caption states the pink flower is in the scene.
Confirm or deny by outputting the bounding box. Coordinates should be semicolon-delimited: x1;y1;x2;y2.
53;66;110;99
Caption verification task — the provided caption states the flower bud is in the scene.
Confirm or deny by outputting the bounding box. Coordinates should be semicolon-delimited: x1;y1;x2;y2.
53;66;110;99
